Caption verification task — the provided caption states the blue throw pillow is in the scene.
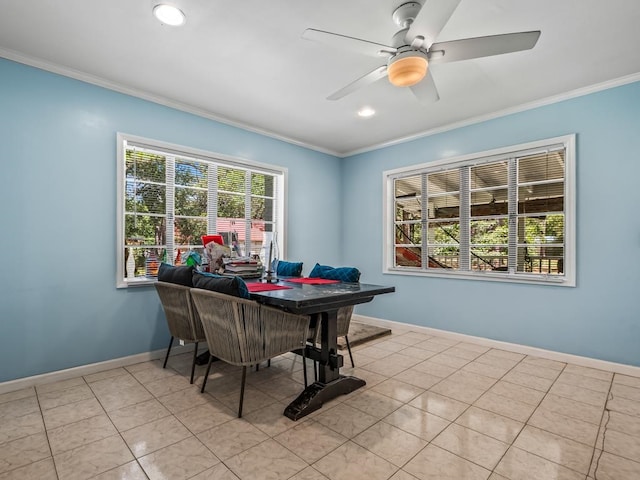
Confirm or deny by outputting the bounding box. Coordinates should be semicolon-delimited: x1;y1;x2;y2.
235;276;250;299
276;260;303;277
308;263;332;278
192;271;250;299
158;262;195;287
308;263;360;283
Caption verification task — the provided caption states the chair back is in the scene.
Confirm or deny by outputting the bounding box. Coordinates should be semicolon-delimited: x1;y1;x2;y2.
309;306;354;344
154;282;205;342
336;305;354;337
190;288;310;366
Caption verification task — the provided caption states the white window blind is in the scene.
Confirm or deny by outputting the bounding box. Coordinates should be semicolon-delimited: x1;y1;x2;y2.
384;135;575;286
117;134;285;288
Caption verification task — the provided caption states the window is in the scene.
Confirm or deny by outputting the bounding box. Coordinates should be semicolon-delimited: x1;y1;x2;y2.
384;135;575;286
117;133;286;287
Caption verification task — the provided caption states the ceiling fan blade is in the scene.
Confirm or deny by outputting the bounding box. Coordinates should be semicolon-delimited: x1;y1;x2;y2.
327;66;388;101
407;0;462;47
411;35;426;49
410;71;440;103
302;28;396;57
429;31;541;64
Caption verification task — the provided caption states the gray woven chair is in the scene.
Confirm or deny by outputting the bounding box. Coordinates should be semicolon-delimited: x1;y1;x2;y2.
310;305;355;370
190;288;310;418
154;282;207;384
337;305;356;368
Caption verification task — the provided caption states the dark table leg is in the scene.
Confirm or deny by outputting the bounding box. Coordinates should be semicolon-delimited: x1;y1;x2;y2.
284;309;366;420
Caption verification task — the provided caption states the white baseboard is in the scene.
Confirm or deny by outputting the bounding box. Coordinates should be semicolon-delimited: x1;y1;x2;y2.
0;344;196;395
4;317;638;396
353;314;640;378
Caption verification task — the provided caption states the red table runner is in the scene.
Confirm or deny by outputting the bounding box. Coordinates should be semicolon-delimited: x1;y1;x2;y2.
283;277;341;285
246;283;293;292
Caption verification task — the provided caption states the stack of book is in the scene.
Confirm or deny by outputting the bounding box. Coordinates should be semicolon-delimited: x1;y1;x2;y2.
223;258;262;278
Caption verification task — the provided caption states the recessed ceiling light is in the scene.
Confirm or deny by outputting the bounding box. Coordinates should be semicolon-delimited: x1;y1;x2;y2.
357;107;376;118
153;4;186;26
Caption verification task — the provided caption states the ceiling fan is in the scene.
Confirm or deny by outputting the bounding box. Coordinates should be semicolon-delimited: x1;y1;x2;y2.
302;0;541;103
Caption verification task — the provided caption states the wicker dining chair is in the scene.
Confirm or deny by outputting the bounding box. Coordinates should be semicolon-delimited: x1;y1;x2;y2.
337;305;356;368
190;288;311;418
154;281;207;384
310;305;355;369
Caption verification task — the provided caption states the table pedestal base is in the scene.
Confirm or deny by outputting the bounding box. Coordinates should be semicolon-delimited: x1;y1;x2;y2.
195;351;219;366
284;376;366;420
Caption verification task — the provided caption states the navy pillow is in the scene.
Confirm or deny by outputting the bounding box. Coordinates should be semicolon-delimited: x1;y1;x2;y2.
192;272;250;299
158;263;195;287
309;264;332;278
308;263;361;283
277;260;303;277
235;276;250;299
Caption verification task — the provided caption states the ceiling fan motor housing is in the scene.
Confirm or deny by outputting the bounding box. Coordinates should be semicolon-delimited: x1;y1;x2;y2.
392;2;422;29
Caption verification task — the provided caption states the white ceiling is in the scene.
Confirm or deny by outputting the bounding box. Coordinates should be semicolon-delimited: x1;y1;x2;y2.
2;0;640;156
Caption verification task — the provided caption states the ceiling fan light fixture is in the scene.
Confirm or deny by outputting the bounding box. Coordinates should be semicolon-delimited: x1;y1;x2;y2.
388;53;428;87
153;4;186;26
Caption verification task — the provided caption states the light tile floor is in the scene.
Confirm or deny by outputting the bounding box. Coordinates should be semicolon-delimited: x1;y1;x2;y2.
1;327;640;480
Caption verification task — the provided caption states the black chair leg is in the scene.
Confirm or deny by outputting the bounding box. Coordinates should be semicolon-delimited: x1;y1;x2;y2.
302;353;308;388
189;342;199;384
201;355;214;393
345;335;355;368
163;337;174;369
253;359;270;371
238;366;247;418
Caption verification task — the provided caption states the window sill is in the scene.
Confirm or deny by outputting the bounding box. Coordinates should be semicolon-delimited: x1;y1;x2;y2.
117;278;157;289
384;267;575;287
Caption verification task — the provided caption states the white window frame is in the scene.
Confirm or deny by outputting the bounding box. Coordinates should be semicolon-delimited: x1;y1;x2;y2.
116;133;287;288
383;135;576;287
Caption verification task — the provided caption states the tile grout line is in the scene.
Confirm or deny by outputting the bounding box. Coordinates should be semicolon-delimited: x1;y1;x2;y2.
486;358;568;478
353;337;579;477
4;331;639;480
438;351;532;478
115;360;240;479
97;365;155;480
52;375;144;480
165;357;315;480
349;339;517;477
589;373;615;480
180;345;631;479
34;386;60;480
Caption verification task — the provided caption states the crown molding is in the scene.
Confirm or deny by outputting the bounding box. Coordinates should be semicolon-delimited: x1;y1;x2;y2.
0;48;340;158
342;72;640;158
3;47;639;160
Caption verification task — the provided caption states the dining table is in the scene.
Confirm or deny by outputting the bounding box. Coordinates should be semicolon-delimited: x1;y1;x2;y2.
248;279;395;420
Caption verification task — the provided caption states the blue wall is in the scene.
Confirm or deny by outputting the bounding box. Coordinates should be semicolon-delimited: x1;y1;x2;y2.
343;81;640;367
1;57;639;383
0;58;343;382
